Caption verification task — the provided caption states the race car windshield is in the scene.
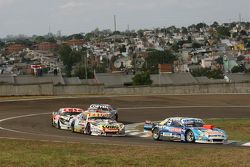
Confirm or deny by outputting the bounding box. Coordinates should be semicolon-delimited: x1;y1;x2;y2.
89;117;111;121
184;121;204;127
61;112;81;116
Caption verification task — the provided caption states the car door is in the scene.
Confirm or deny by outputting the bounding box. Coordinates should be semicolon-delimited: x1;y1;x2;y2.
167;120;183;140
74;114;87;132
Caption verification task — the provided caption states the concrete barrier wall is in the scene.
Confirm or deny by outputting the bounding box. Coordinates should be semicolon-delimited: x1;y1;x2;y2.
104;82;250;95
0;84;54;96
54;85;104;95
1;82;250;96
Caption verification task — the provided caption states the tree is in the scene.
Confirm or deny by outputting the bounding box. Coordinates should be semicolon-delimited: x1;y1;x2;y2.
215;56;224;65
192;42;202;49
0;40;5;49
34;36;46;44
143;50;177;74
196;23;207;30
181;27;188;34
211;21;219;28
67;34;84;40
216;26;230;38
47;37;57;43
191;68;224;79
74;65;94;79
58;44;74;76
132;72;152;85
231;65;245;73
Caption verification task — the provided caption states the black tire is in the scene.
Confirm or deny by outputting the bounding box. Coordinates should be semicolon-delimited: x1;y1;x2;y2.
152;128;161;140
85;123;91;135
57;120;61;129
114;114;118;121
185;130;195;143
71;122;75;132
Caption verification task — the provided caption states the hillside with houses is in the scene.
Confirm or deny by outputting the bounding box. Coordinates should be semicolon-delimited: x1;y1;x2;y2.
1;21;250;86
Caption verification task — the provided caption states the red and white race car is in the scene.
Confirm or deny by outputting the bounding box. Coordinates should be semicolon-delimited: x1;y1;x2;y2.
52;108;83;130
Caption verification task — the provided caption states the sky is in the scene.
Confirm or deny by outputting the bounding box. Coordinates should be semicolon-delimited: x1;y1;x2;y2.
0;0;250;38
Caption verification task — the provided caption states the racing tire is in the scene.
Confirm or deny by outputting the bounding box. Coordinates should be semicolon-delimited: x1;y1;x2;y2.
152;128;161;141
85;123;91;135
57;121;61;129
71;122;75;133
114;114;118;121
185;130;195;143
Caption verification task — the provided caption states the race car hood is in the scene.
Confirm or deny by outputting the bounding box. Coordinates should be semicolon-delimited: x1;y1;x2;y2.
60;115;76;121
189;127;226;136
90;120;122;128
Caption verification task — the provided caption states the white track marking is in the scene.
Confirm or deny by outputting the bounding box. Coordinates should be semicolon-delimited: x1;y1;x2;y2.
0;113;50;123
242;142;250;146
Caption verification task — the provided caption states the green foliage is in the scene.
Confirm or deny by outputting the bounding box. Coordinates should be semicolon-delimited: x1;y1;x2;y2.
58;44;85;77
15;38;33;47
181;27;188;34
192;42;202;49
132;72;152;85
34;36;46;44
74;65;94;79
191;68;224;79
47;37;56;43
143;50;177;74
84;32;95;41
211;21;219;28
67;34;84;40
196;23;207;30
231;65;245;73
95;58;109;73
0;40;5;49
137;30;144;38
216;26;230;38
119;45;126;53
215;56;224;65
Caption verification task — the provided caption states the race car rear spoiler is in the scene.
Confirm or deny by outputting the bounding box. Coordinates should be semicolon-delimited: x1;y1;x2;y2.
144;120;157;132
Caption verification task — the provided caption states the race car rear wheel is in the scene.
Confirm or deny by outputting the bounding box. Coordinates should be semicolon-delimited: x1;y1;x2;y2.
152;128;160;140
85;123;91;135
185;130;195;143
57;121;61;129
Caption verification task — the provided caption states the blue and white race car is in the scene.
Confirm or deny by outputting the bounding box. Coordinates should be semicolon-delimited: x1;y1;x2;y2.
144;117;228;144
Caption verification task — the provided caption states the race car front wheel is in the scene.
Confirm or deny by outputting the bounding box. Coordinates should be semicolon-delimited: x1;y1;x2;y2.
85;123;91;135
152;128;160;140
71;122;75;132
185;130;195;143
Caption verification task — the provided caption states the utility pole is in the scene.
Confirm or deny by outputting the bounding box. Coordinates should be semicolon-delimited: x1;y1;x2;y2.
85;50;88;80
114;15;117;32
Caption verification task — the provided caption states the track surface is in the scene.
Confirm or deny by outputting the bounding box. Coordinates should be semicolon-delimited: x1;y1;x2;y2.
0;94;250;147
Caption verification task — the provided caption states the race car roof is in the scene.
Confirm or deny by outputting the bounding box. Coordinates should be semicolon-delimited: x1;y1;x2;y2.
59;108;83;113
87;112;110;118
89;104;112;109
159;117;204;125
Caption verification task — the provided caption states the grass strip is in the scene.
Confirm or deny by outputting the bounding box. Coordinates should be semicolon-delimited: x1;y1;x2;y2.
0;139;250;167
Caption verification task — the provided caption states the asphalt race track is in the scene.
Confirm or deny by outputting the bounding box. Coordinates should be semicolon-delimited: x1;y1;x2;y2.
0;94;250;147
